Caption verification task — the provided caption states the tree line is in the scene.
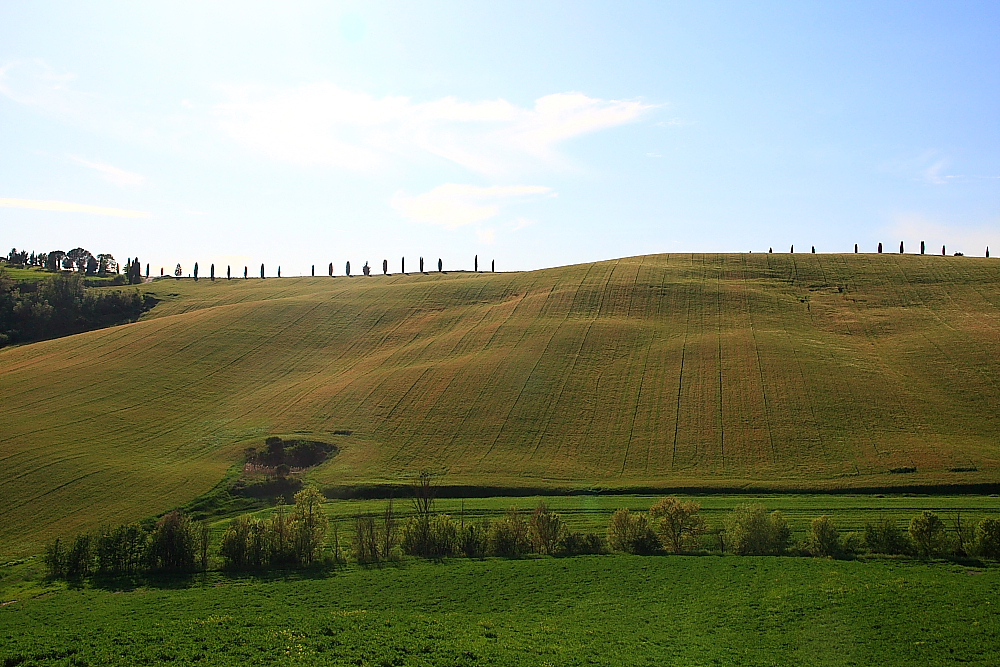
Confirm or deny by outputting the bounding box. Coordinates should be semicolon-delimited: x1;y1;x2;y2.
43;486;1000;581
0;269;154;347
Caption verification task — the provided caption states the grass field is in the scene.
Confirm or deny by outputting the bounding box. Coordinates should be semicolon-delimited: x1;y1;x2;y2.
2;253;999;555
1;556;997;666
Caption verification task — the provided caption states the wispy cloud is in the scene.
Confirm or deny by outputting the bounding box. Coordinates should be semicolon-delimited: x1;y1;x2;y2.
0;59;81;114
214;84;656;174
391;184;552;228
69;155;145;187
0;198;151;218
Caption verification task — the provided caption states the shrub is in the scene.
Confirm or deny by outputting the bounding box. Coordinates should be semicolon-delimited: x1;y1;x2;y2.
458;519;490;558
649;497;704;553
558;531;606;556
862;518;912;555
95;523;148;575
909;511;946;559
401;514;458;558
807;515;842;558
606;509;660;555
974;518;1000;560
489;507;531;557
724;504;791;556
529;502;565;555
148;511;196;571
44;537;65;579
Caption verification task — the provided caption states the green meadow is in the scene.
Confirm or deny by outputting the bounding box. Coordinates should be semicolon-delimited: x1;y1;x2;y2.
2;252;1000;556
2;556;998;666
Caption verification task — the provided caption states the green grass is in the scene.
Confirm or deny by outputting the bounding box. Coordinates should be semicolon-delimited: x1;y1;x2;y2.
0;265;52;281
3;253;1000;556
1;556;997;666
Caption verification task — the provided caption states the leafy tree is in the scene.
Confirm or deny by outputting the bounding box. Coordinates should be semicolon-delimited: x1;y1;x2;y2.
66;248;92;272
724;504;791;556
489;507;531;557
909;511;946;558
528;502;565;555
47;250;66;272
807;515;842;558
148;511;196;570
606;508;659;555
650;497;704;553
862;518;911;555
292;486;328;565
174;263;182;277
974;518;1000;559
85;255;99;276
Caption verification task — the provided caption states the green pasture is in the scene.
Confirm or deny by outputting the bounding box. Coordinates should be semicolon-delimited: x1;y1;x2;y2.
1;556;997;666
2;253;1000;556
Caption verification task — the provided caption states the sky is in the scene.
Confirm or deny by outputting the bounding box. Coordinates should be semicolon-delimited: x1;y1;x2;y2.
1;1;998;275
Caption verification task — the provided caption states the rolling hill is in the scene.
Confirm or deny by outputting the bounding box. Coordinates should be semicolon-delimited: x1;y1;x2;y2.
2;252;999;555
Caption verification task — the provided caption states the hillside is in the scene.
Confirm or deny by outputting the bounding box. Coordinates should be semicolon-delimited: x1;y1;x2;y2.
2;253;999;554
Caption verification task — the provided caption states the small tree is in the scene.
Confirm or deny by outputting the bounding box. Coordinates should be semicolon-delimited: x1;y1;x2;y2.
974;518;1000;559
807;515;842;558
148;511;196;570
85;255;98;276
724;504;791;556
174;263;182;277
193;262;199;281
44;537;65;578
292;486;328;565
210;264;215;281
529;502;565;555
862;518;911;555
606;508;660;555
489;507;531;557
65;533;92;579
909;511;946;558
650;497;704;553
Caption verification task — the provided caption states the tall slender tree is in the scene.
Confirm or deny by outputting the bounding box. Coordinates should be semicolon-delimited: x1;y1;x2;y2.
328;262;333;276
210;264;215;281
475;254;478;272
346;261;351;276
383;259;387;275
401;257;405;273
227;265;231;280
193;262;199;281
438;258;442;272
260;264;264;279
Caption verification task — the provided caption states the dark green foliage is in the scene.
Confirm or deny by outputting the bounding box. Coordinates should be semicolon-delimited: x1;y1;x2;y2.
909;511;947;558
458;519;490;558
0;269;152;346
863;518;913;555
975;517;1000;559
148;511;196;571
95;523;148;575
65;534;92;579
807;515;843;558
43;537;65;578
244;437;336;469
606;508;660;554
489;507;532;557
193;262;199;281
401;515;458;558
725;504;792;556
557;531;605;556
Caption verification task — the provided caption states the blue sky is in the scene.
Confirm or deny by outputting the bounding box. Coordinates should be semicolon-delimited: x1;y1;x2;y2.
1;1;997;274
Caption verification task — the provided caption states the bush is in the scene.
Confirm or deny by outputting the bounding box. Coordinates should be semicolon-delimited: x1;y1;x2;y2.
909;511;946;559
557;531;606;556
650;497;704;553
974;518;1000;560
65;534;93;579
724;504;791;556
606;509;660;555
529;503;565;555
401;515;458;558
807;515;842;558
489;507;531;558
458;519;490;558
862;518;912;555
148;511;196;571
95;523;148;575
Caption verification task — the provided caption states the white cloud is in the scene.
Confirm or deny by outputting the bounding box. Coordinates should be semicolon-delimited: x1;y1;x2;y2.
0;198;151;218
213;84;655;174
391;183;552;228
69;155;145;187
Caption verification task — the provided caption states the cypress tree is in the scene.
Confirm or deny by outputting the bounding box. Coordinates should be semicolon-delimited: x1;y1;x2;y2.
987;247;990;258
769;247;773;253
402;257;405;274
227;265;231;280
878;243;883;253
899;241;904;254
942;245;945;255
328;262;333;277
920;241;925;255
438;258;442;272
475;254;478;272
278;266;281;278
346;261;351;276
811;246;815;253
383;259;387;275
244;266;248;279
194;262;199;281
854;244;858;253
790;245;794;253
312;265;315;277
260;264;264;279
419;257;424;272
145;263;149;278
210;264;215;280
492;259;495;272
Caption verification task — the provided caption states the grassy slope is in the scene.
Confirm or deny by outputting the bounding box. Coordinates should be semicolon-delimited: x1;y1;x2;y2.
2;253;999;554
2;556;998;666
